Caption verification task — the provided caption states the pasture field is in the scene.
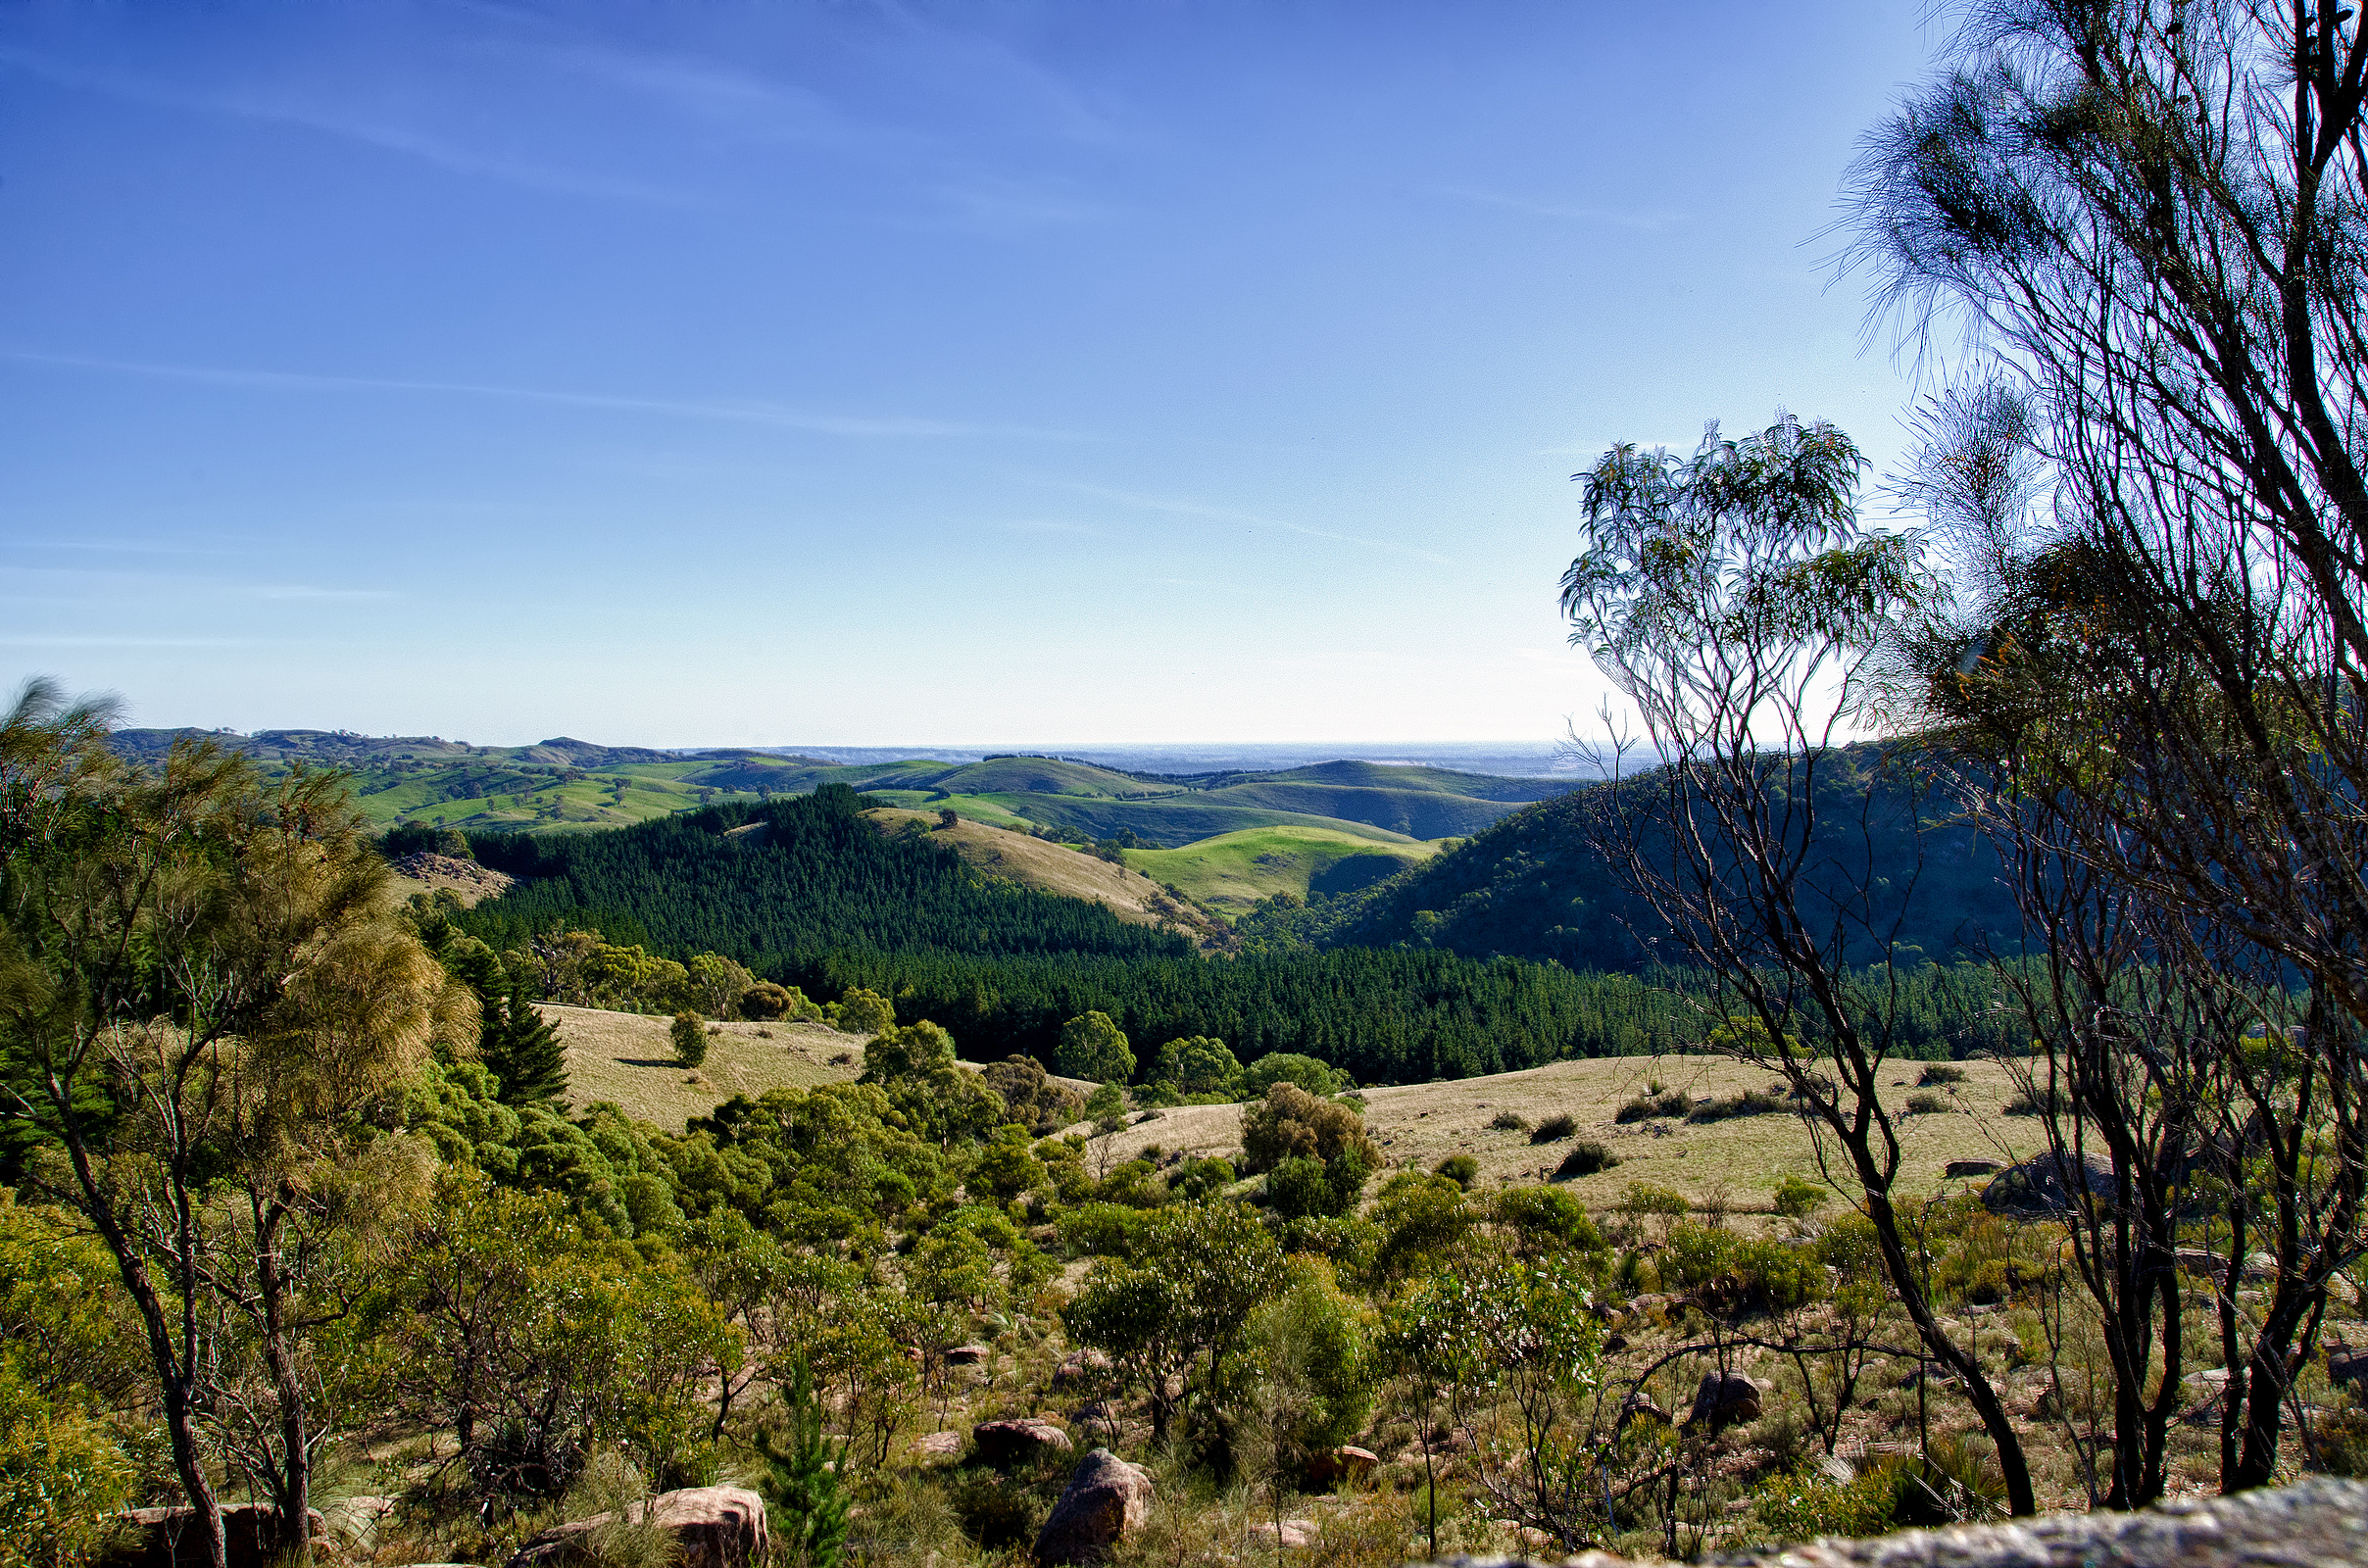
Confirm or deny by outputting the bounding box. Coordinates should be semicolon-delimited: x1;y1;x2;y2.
1091;1052;2033;1218
1120;825;1441;916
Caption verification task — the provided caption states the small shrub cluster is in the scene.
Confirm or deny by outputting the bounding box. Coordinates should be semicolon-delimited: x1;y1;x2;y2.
1488;1109;1528;1132
1916;1062;1967;1086
1685;1088;1787;1123
1554;1140;1618;1178
1615;1089;1691;1123
1528;1112;1579;1144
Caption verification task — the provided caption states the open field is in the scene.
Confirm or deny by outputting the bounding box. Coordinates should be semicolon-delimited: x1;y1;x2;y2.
546;1005;863;1126
1120;825;1440;916
1091;1053;2036;1217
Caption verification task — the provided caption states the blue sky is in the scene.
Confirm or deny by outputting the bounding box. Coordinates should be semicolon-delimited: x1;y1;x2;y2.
0;1;1937;748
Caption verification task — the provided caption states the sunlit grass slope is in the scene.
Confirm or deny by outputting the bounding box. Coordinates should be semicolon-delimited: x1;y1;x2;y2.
1122;825;1440;916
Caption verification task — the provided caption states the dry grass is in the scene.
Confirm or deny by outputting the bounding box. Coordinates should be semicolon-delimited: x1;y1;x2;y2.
864;808;1226;948
548;1005;863;1128
1097;1054;2036;1216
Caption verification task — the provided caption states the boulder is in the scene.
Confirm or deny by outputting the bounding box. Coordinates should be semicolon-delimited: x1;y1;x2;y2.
973;1417;1074;1467
503;1486;767;1568
1034;1447;1156;1565
2331;1346;2368;1390
1683;1371;1762;1431
1054;1348;1115;1386
913;1429;965;1457
1304;1445;1379;1490
1981;1151;2116;1214
1397;1475;2368;1568
945;1343;994;1366
103;1505;323;1568
1945;1158;2003;1178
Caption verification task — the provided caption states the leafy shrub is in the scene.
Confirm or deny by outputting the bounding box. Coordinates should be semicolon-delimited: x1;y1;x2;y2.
1529;1112;1578;1144
1434;1154;1479;1189
1917;1063;1967;1086
1753;1467;1899;1542
1166;1156;1236;1201
1056;1011;1134;1083
1493;1185;1601;1249
1488;1109;1528;1132
1903;1091;1949;1116
1239;1052;1348;1098
670;1010;709;1067
1555;1141;1618;1178
1771;1175;1829;1218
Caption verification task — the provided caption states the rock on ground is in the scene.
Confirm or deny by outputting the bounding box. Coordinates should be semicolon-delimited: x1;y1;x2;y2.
503;1486;767;1568
1408;1475;2368;1568
1035;1447;1156;1565
973;1417;1074;1466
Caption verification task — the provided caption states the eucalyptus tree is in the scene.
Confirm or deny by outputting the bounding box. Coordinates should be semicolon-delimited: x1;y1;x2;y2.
1850;0;2368;1489
1560;416;2039;1514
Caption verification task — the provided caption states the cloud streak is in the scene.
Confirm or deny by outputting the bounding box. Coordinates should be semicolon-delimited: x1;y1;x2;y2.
0;43;688;203
6;350;1087;442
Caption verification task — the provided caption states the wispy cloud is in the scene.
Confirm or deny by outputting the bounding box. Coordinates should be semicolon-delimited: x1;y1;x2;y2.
0;43;686;203
6;350;1088;442
1432;186;1689;233
1051;480;1455;566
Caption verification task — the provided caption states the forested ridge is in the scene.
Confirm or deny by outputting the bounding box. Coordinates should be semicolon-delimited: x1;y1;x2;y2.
440;775;2016;1079
1263;747;2021;970
455;784;1194;965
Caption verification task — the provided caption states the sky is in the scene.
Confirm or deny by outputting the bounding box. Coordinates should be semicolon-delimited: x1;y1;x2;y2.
0;1;1943;749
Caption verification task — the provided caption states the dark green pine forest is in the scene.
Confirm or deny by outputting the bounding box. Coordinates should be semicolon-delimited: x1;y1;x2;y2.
447;772;2021;1080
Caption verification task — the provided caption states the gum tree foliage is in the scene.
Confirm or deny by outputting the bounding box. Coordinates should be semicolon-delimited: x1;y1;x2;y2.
1558;417;2040;1515
0;680;475;1567
1384;1255;1603;1552
1056;1011;1134;1084
1848;0;2368;1494
1061;1200;1288;1442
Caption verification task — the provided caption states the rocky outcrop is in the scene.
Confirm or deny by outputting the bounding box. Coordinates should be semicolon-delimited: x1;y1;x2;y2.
503;1486;767;1568
103;1505;322;1568
1034;1447;1156;1565
1304;1445;1379;1490
1684;1371;1763;1431
1407;1475;2368;1568
973;1417;1073;1466
1982;1152;2115;1214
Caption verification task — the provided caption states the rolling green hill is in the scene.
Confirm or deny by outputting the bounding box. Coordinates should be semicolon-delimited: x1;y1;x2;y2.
105;729;1587;866
1122;825;1441;915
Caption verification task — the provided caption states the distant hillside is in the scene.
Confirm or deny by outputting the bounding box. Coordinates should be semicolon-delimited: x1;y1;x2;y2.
1122;825;1439;916
862;807;1233;950
105;726;1589;864
1288;749;2021;969
456;784;1193;968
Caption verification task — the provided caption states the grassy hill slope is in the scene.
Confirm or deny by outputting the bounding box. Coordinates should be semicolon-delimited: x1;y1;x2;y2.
862;808;1233;948
1122;826;1440;916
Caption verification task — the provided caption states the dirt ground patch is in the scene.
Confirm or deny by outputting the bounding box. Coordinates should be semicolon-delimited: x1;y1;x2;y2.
384;852;515;908
548;1005;863;1128
1092;1054;2034;1217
